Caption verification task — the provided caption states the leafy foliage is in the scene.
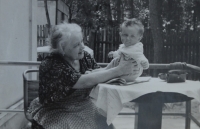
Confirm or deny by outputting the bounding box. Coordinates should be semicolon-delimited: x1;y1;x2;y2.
64;0;200;32
161;0;200;32
66;0;150;28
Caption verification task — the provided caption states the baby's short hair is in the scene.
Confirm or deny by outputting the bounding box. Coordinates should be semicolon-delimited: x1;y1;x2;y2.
120;18;144;36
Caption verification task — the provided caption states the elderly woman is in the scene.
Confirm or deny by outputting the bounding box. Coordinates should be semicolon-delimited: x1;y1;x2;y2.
30;22;138;129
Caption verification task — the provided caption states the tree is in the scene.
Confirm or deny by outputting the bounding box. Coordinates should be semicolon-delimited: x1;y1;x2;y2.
44;0;51;35
159;0;200;32
149;0;164;63
64;0;150;28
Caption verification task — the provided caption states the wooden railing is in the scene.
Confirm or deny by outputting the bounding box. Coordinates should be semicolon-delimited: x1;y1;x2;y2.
1;60;200;71
0;60;107;67
0;61;108;113
0;61;200;113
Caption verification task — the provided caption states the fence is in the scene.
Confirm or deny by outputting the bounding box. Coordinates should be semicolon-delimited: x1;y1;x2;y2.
37;25;49;47
38;25;91;47
92;28;200;80
37;26;200;80
93;28;200;63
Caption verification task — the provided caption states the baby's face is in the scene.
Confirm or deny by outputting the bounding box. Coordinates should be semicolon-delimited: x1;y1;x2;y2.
120;25;142;47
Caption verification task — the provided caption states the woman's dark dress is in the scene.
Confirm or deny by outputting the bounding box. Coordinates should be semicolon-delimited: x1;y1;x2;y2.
29;51;114;129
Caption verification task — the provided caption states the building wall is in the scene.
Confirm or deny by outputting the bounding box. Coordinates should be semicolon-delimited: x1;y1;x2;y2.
57;0;68;15
37;0;69;25
57;0;69;23
0;0;37;127
37;1;56;25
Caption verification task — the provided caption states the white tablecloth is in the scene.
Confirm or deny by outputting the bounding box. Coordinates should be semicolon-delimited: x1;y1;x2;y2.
89;77;200;125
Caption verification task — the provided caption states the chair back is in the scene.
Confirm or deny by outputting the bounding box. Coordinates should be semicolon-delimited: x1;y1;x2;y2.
23;69;39;122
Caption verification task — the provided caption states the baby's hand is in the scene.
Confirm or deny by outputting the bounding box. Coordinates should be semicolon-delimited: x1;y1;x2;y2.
141;60;149;69
108;51;114;58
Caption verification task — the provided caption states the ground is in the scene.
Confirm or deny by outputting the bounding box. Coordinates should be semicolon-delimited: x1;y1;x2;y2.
23;100;200;129
113;100;200;129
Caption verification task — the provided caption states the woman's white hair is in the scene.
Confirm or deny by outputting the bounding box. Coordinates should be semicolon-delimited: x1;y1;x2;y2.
49;22;82;54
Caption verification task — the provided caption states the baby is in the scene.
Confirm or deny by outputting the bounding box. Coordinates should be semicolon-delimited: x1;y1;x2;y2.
106;18;149;82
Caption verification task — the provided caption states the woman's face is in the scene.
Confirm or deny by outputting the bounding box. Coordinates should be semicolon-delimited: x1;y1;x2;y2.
61;32;85;61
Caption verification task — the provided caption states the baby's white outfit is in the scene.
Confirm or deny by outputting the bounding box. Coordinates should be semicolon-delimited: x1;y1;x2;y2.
107;42;149;82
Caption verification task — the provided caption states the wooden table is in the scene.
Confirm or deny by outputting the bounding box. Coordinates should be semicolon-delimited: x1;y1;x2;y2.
90;77;200;129
132;92;193;129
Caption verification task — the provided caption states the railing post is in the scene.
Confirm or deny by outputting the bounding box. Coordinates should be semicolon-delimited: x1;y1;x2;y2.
185;100;191;129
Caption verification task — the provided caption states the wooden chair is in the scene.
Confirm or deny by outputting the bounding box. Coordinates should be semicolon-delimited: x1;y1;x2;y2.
22;64;109;122
23;69;39;122
22;62;200;128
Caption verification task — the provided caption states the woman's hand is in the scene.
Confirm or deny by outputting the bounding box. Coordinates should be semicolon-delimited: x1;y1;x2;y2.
118;54;140;76
117;59;140;76
132;60;140;75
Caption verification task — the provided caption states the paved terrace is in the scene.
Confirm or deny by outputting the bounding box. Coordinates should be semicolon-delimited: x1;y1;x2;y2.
112;106;200;129
1;61;200;129
23;103;200;129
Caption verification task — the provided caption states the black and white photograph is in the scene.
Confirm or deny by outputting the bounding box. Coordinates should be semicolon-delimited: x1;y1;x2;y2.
0;0;200;129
